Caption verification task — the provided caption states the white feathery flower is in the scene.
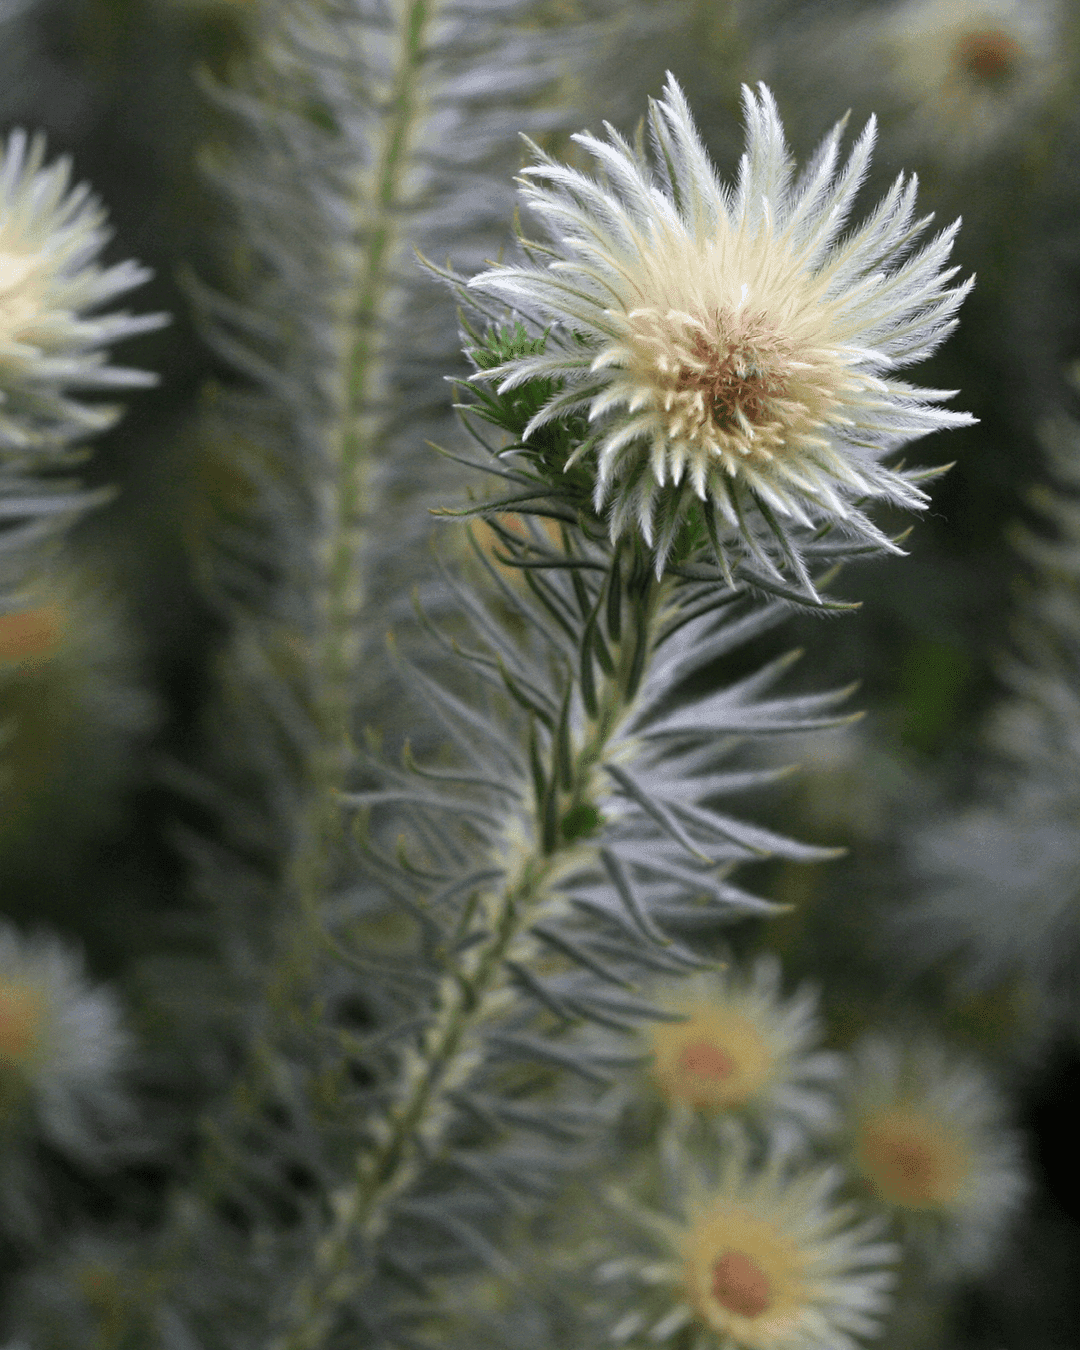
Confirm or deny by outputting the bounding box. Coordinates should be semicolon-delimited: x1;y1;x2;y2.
879;0;1066;163
0;921;130;1157
645;955;840;1137
468;74;974;583
599;1122;897;1350
0;129;167;452
839;1035;1027;1276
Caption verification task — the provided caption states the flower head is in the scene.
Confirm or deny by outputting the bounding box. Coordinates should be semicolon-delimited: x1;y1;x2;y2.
0;129;167;451
880;0;1065;162
646;957;840;1135
468;75;973;584
600;1125;896;1350
840;1035;1027;1274
0;922;130;1158
0;566;157;859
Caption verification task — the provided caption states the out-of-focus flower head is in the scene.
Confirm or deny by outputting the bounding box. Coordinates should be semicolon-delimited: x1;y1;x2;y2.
839;1034;1027;1275
598;1122;897;1350
646;955;841;1138
907;794;1080;1001
0;921;130;1159
879;0;1067;163
901;409;1080;1024
0;129;167;452
0;564;157;861
468;74;973;588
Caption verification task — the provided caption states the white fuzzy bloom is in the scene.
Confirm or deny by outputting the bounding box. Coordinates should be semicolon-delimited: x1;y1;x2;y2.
600;1123;897;1350
468;74;974;581
880;0;1066;162
0;921;130;1157
645;955;841;1140
839;1035;1027;1276
0;129;167;452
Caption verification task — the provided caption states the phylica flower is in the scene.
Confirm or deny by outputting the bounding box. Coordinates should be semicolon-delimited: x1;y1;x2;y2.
0;129;167;451
841;1035;1027;1274
880;0;1065;162
0;922;130;1157
0;568;157;857
468;74;974;583
647;957;839;1134
601;1128;896;1350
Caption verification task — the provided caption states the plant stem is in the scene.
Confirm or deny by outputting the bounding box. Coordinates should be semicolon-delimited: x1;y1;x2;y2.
269;560;670;1349
146;0;439;1336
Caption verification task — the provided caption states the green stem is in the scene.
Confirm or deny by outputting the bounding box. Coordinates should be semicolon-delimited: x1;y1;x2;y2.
269;566;670;1350
313;0;430;769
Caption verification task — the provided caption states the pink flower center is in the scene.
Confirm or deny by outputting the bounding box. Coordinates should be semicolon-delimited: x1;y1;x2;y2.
678;1040;734;1080
711;1250;771;1318
955;29;1022;86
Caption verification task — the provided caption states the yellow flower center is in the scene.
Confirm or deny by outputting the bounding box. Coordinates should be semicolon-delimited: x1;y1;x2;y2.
672;321;795;443
855;1105;970;1209
711;1250;772;1318
683;1205;805;1342
0;981;43;1065
0;250;48;341
650;1005;774;1110
954;29;1022;86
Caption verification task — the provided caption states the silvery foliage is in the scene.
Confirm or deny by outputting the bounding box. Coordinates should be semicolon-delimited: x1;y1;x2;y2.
135;0;908;1335
0;3;986;1347
905;411;1080;1019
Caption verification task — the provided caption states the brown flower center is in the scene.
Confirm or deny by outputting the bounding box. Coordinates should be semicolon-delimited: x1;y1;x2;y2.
677;1039;735;1080
626;300;826;474
0;606;62;664
676;327;792;441
710;1250;772;1318
0;983;42;1064
857;1112;967;1207
955;29;1022;86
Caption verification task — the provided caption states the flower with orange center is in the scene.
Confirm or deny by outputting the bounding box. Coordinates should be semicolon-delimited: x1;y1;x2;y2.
879;0;1066;163
647;958;840;1132
841;1035;1028;1274
0;922;129;1160
955;29;1023;84
682;1205;808;1343
0;568;157;858
652;1005;771;1112
854;1104;970;1210
599;1128;896;1350
468;74;973;585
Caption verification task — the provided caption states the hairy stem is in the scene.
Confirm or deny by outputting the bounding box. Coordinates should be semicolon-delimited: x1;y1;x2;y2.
148;0;440;1334
270;552;668;1349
